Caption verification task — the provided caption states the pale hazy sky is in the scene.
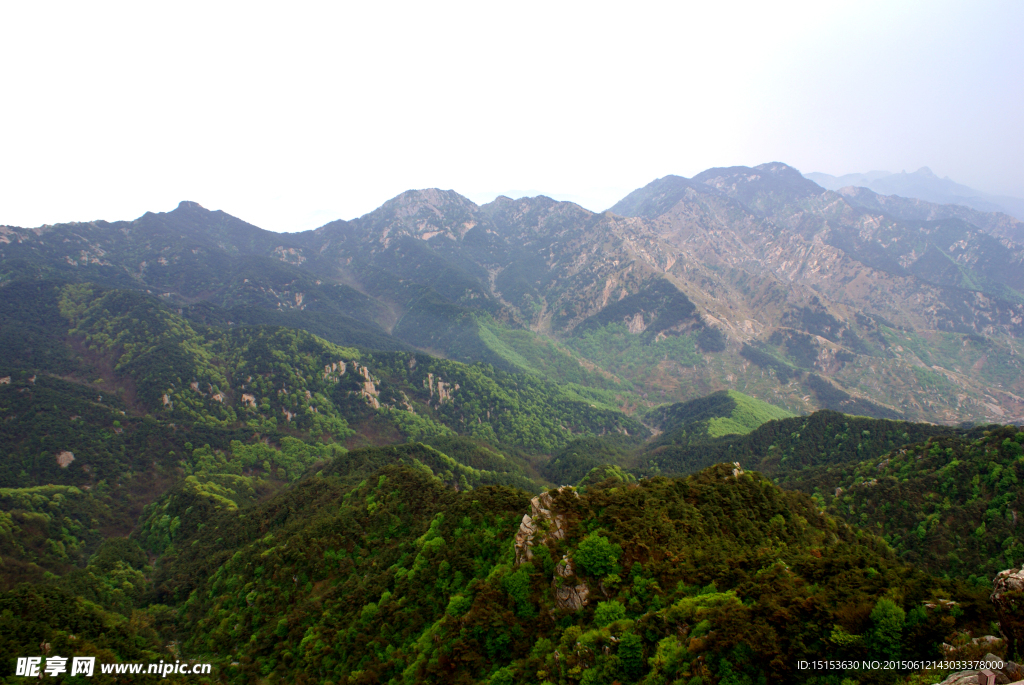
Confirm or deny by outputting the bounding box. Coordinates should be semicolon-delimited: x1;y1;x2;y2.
2;1;1021;232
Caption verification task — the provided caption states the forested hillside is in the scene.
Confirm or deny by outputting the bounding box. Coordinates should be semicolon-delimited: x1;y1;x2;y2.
780;425;1024;583
1;276;1023;683
0;280;635;594
101;458;1003;684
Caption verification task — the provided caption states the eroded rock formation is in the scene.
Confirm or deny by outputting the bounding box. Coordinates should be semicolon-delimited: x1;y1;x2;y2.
514;488;573;565
993;566;1024;662
512;488;590;611
553;554;590;611
935;653;1018;685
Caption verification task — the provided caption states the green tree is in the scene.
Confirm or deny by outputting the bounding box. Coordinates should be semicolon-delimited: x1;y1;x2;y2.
575;533;622;577
867;598;905;660
504;566;535;618
619;632;644;681
490;666;514;685
594;600;626;627
446;594;472;617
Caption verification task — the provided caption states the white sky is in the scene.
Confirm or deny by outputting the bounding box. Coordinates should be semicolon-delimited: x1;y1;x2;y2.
1;0;1022;232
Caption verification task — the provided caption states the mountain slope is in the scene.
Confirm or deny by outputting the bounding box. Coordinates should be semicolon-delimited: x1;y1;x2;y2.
779;425;1024;582
834;185;1024;244
5;163;1024;425
4;270;1024;683
645;390;796;440
160;456;991;684
610;165;1024;423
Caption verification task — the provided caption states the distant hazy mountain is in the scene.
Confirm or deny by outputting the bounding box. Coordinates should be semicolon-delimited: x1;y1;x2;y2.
806;167;1024;222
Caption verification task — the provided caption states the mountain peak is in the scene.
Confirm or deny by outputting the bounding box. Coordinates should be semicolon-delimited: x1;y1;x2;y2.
693;162;822;203
175;200;207;211
913;167;937;178
754;161;804;177
383;188;476;211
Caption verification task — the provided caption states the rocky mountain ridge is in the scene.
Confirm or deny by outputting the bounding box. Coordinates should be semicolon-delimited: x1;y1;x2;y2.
3;163;1023;425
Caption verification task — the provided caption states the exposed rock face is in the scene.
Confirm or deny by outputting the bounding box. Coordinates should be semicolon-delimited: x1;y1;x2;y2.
425;373;459;406
355;364;381;409
514;514;539;565
511;488;589;611
993;567;1024;662
56;451;75;468
554;582;590;612
935;653;1015;684
553;554;590;611
514;488;573;566
322;361;347;381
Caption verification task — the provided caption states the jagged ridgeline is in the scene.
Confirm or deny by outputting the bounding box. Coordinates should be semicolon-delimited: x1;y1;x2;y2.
149;457;993;684
6;175;1024;424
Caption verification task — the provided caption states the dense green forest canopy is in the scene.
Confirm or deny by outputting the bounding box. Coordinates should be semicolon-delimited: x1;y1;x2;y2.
130;456;1000;685
780;425;1024;583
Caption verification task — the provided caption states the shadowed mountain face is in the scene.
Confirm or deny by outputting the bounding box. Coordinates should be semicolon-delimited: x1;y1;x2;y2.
3;164;1024;425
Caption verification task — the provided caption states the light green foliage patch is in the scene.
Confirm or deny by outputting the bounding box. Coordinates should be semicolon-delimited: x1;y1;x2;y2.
568;322;702;380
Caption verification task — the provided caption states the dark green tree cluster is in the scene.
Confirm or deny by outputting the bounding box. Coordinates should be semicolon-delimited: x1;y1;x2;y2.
781;425;1024;581
637;409;959;477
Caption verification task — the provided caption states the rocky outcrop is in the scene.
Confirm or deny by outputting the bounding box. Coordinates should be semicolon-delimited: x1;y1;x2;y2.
514;515;539;565
993;566;1024;664
935;653;1019;685
425;373;459;406
354;364;380;409
322;361;348;382
553;554;590;611
514;488;573;566
511;488;590;611
56;451;75;468
554;581;590;612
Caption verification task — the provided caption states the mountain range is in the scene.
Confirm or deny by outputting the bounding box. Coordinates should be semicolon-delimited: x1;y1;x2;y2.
4;164;1024;683
4;162;1023;426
